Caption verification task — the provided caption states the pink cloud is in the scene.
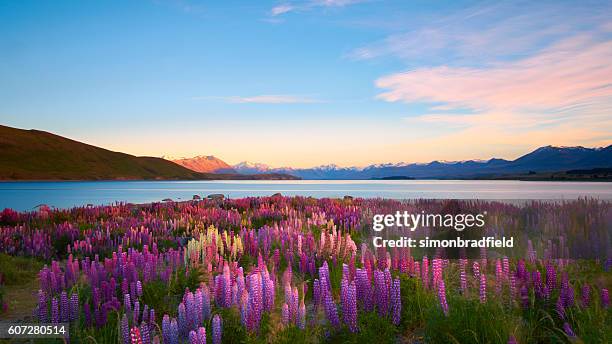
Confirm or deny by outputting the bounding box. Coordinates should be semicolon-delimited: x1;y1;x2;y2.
377;34;612;124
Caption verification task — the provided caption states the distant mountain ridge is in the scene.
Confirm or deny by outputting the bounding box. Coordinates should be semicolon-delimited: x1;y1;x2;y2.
0;125;297;180
165;155;237;173
232;145;612;179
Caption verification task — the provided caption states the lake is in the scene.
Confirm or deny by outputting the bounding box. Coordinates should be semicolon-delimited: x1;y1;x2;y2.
0;180;610;211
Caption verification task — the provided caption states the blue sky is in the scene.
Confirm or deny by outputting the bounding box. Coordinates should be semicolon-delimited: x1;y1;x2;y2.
1;0;611;167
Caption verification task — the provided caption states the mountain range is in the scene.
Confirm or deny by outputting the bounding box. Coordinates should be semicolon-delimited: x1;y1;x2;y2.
2;124;610;180
0;125;296;180
228;145;612;179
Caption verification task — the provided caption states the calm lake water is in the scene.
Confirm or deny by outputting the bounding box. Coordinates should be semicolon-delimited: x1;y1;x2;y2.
0;180;610;211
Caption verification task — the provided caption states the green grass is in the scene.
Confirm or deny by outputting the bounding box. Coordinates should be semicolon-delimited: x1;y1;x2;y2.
0;253;43;286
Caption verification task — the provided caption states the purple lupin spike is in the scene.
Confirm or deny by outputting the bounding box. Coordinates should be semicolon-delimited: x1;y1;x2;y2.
324;291;340;327
563;322;576;338
345;281;358;332
121;314;130;344
60;291;69;322
212;314;222;344
69;293;79;322
281;303;290;325
479;274;487;303
189;330;198;344
51;297;59;323
581;284;591;307
140;321;151;344
37;290;48;323
197;327;206;344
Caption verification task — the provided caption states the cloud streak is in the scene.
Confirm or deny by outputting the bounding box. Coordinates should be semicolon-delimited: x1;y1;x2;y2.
196;95;320;104
270;0;363;16
377;34;612;124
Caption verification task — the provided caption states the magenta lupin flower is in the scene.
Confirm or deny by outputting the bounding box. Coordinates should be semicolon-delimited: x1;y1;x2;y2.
602;288;609;309
438;279;449;316
507;335;517;344
130;327;143;344
479;274;487;303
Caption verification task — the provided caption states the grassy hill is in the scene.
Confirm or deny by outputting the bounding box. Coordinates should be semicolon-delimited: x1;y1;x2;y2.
0;125;298;180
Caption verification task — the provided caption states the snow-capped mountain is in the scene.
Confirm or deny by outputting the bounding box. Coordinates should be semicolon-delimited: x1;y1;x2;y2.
232;145;612;179
164;155;236;173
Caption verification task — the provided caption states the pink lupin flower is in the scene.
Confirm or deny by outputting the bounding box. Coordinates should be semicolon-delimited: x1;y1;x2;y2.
479;274;487;303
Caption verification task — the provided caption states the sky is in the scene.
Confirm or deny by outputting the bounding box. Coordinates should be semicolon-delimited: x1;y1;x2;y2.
1;0;611;168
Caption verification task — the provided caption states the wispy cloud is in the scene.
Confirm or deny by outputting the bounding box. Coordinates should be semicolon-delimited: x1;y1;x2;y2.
378;34;612;126
350;2;610;65
353;2;612;150
271;4;294;16
194;94;320;104
270;0;364;17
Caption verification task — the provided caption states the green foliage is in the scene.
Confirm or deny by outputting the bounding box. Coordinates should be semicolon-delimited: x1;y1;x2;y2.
328;311;399;343
0;253;43;286
423;295;514;344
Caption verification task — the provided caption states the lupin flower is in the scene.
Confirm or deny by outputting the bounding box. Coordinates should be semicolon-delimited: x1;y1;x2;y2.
281;303;290;325
197;327;206;344
563;322;576;338
343;281;358;332
60;291;69;322
297;300;306;330
556;296;565;320
390;278;401;325
479;274;487;303
178;302;187;337
324;291;340;327
130;327;143;344
507;335;517;344
69;293;79;322
437;279;449;316
121;314;130;344
602;288;609;309
140;321;151;344
170;318;179;344
51;297;59;323
520;286;529;309
212;314;222;344
189;330;198;344
581;284;590;307
37;290;48;323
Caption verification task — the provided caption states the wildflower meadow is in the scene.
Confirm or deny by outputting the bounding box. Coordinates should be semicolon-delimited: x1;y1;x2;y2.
0;196;610;343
